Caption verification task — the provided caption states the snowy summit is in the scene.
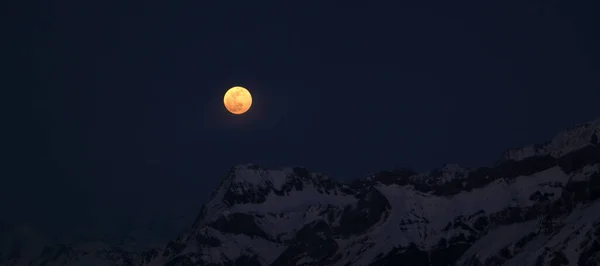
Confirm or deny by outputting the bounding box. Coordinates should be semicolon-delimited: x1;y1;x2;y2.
2;118;600;266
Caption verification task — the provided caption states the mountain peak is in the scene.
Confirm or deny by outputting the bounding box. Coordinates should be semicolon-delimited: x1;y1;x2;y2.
227;164;295;190
192;164;344;227
502;118;600;162
9;118;600;266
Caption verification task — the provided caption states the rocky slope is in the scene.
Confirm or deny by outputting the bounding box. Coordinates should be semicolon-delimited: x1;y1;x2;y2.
2;118;599;266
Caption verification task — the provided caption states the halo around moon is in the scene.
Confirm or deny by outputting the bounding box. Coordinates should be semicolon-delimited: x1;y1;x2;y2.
223;86;252;115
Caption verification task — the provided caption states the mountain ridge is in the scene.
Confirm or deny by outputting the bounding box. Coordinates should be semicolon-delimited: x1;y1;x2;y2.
2;118;599;266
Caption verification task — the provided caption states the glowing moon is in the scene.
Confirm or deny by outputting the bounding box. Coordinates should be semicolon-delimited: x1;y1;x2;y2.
223;86;252;115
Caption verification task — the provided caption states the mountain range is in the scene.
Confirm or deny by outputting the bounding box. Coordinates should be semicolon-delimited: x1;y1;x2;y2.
1;118;599;266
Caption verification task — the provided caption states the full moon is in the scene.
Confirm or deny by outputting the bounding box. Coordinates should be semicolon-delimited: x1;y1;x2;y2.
223;86;252;115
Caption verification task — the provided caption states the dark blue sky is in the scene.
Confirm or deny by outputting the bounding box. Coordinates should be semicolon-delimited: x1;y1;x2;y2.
5;1;600;233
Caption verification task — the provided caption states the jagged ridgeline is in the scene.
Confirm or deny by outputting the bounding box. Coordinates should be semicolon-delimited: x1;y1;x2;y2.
2;118;599;266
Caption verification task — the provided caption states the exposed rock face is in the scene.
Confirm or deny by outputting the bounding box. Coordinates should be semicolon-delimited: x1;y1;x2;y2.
3;118;600;266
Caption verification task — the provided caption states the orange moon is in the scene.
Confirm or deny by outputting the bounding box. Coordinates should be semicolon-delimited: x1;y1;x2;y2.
223;86;252;115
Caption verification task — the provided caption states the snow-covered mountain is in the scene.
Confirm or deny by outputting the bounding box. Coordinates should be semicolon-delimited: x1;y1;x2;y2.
3;118;599;266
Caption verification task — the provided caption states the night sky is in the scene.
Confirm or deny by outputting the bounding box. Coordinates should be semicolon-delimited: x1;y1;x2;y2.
5;1;600;237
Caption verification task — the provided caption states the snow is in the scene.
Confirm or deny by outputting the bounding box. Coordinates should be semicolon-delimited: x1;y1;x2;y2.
201;176;232;224
229;183;355;214
189;227;286;264
504;144;543;162
549;118;600;158
16;157;595;266
456;219;541;264
570;163;600;182
256;204;344;241
296;256;315;265
504;118;599;162
343;166;570;265
454;189;600;266
8;118;600;266
229;165;293;191
502;200;600;265
225;181;357;241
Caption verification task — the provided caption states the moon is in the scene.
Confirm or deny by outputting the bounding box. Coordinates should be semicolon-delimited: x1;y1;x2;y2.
223;86;252;115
